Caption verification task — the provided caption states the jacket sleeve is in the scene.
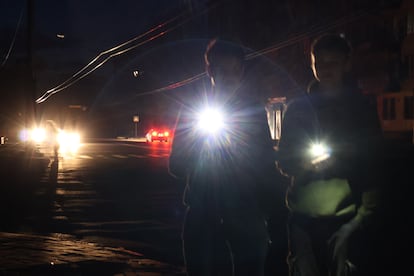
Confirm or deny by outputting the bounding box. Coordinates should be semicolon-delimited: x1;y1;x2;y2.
276;99;312;178
168;108;196;179
353;96;384;226
246;103;287;216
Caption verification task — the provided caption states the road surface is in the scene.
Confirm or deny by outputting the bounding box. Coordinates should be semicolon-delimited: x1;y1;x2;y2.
0;139;187;274
0;138;412;275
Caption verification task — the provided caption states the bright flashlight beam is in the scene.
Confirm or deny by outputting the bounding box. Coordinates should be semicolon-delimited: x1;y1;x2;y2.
309;143;331;164
197;109;224;133
310;144;327;157
311;153;331;164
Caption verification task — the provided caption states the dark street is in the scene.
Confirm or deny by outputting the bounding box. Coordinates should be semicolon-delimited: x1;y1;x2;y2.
0;139;186;275
0;138;413;275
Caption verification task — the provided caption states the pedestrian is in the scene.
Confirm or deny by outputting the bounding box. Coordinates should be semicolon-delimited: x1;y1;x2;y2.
276;33;383;276
168;38;284;276
45;120;59;160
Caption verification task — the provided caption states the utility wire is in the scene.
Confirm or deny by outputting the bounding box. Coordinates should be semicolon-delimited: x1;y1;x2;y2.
105;72;208;111
246;9;368;59
35;13;185;103
37;4;371;105
131;72;207;98
36;2;220;104
35;30;169;103
110;8;372;102
1;3;25;68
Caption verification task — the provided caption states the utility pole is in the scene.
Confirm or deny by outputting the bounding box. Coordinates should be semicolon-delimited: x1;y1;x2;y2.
26;0;36;128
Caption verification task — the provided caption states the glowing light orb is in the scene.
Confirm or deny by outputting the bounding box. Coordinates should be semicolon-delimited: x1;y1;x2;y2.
197;108;225;134
309;142;331;164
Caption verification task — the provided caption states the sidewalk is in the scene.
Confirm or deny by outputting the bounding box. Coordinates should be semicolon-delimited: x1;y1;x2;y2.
0;232;185;275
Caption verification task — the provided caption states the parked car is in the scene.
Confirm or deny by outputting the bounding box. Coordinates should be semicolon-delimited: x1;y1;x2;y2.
145;129;170;142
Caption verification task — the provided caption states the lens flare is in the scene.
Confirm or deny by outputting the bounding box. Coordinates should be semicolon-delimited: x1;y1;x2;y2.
57;130;81;154
31;128;47;143
309;143;331;164
197;108;224;134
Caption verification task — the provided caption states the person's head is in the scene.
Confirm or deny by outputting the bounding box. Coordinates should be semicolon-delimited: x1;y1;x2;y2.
204;38;245;92
310;34;352;90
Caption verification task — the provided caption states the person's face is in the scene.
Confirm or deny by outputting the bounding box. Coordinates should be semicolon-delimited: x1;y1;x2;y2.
210;56;244;92
311;50;350;88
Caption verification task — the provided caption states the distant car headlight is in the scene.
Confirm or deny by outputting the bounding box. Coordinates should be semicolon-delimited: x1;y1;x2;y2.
309;142;331;164
57;130;81;153
19;127;48;143
31;127;47;143
19;129;30;142
197;108;225;134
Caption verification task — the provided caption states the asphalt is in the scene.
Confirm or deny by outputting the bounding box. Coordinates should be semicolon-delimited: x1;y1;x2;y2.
1;138;413;275
0;232;185;275
0;142;185;275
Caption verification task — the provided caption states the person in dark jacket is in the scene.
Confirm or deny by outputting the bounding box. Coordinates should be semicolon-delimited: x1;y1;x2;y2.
169;38;284;276
276;34;383;276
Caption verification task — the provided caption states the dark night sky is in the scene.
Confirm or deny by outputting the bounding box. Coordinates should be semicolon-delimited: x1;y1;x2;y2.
0;0;335;136
1;0;400;137
1;0;191;90
1;0;213;136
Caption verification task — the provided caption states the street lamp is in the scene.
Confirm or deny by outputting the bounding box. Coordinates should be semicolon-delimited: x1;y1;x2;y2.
133;115;139;137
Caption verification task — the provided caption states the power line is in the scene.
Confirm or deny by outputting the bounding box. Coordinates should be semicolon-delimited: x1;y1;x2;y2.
246;9;368;59
110;9;372;102
132;72;207;97
35;13;185;103
35;30;170;103
1;2;25;68
36;4;372;105
36;2;219;104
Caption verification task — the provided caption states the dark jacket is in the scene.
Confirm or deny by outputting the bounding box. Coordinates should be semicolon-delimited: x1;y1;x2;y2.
169;88;283;216
277;81;384;213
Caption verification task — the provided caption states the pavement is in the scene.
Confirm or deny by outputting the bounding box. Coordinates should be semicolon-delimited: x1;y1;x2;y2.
94;137;147;143
0;142;185;275
0;232;185;275
1;138;413;275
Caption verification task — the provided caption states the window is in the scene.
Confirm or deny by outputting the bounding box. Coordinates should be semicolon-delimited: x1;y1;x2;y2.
408;14;414;34
406;55;414;78
404;96;414;119
399;16;407;40
382;98;389;119
390;98;396;119
382;97;396;120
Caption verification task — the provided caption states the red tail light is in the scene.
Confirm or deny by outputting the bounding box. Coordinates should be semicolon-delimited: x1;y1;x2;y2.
152;131;157;136
164;131;169;136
